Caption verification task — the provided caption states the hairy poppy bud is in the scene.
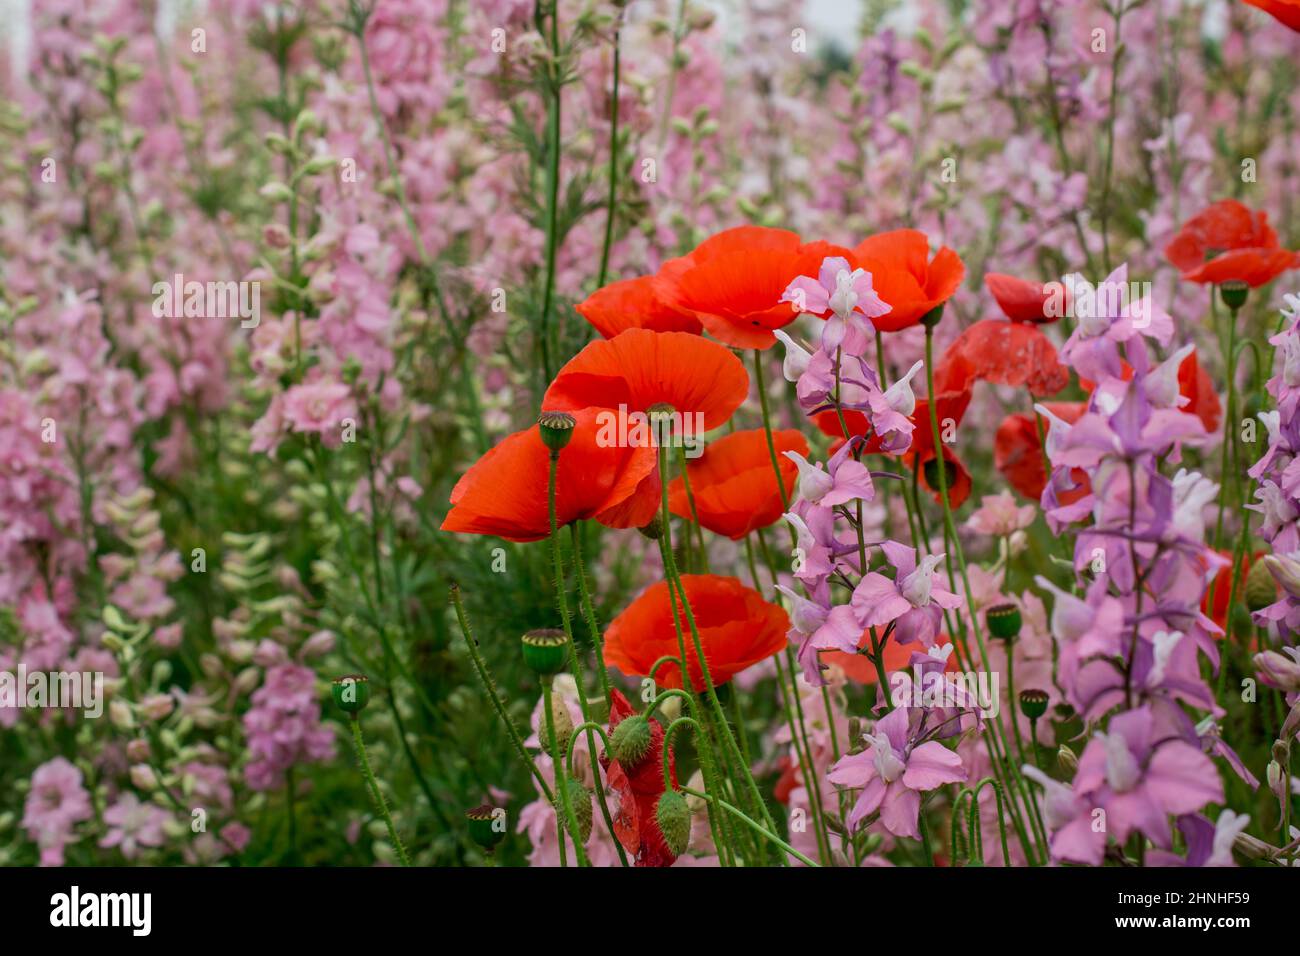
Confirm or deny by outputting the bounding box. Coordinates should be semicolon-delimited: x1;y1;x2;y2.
466;804;505;852
539;689;573;758
555;779;593;843
537;410;576;453
1220;280;1248;311
332;674;371;715
1019;688;1049;720
521;628;568;676
609;714;652;767
1246;559;1278;612
656;790;691;857
986;603;1022;641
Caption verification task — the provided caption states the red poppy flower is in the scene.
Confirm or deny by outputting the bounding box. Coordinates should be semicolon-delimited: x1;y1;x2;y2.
1177;349;1222;434
575;275;702;339
984;272;1062;324
852;229;965;332
993;402;1088;500
1243;0;1300;31
667;429;808;539
1165;199;1299;287
907;353;976;463
654;226;853;350
1202;551;1257;631
603;575;789;691
542;328;749;431
441;407;659;542
602;688;679;867
824;630;959;685
943;319;1069;397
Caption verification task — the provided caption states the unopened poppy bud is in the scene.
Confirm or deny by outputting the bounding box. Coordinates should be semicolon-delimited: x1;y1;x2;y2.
465;804;505;852
537;410;576;453
1246;559;1278;612
1057;744;1078;775
656;790;691;857
986;603;1022;641
332;674;371;715
555;779;593;843
1019;688;1049;720
609;714;652;767
521;628;568;676
1220;280;1249;311
539;690;573;758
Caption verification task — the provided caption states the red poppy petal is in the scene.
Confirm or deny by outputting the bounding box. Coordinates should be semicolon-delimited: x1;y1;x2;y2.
945;319;1069;397
576;276;702;338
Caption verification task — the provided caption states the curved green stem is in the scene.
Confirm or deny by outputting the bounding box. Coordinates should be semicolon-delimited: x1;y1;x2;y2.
350;716;411;866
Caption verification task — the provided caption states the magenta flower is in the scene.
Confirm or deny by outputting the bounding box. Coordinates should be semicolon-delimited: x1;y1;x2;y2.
828;706;967;838
852;541;961;645
781;256;891;355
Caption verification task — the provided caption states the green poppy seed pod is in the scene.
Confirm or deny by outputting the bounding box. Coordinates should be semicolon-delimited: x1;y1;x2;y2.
521;628;568;676
1246;559;1278;612
985;603;1022;641
609;714;653;768
1220;280;1249;311
920;304;945;328
466;804;505;852
1057;744;1078;775
331;674;371;715
537;410;576;453
1018;688;1049;720
656;790;691;857
922;456;957;491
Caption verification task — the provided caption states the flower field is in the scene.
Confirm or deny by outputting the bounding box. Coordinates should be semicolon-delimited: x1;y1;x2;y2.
2;0;1300;871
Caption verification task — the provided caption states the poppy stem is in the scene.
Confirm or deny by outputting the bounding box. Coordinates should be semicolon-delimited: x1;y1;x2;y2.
753;349;791;508
676;445;710;572
678;785;820;867
923;320;1048;864
661;716;734;865
450;584;554;803
570;523;612;702
657;444;784;849
349;714;411;866
564;721;630;868
543;679;588;866
547;454;624;865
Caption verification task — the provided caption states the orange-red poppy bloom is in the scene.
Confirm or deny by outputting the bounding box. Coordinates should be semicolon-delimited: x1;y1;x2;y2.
1243;0;1300;31
942;319;1069;397
1202;550;1258;631
441;407;659;542
1177;349;1222;434
984;272;1062;324
910;443;973;509
575;275;702;339
1165;199;1299;287
667;429;807;539
542;328;749;431
852;229;965;331
603;575;789;691
653;226;853;350
993;402;1088;500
